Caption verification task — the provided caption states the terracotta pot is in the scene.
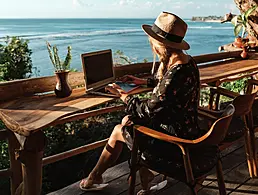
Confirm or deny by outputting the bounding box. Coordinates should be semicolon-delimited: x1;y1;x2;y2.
241;47;248;59
54;71;72;98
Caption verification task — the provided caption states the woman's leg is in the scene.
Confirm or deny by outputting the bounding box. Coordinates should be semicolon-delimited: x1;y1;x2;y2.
139;167;155;191
91;124;125;176
81;116;130;188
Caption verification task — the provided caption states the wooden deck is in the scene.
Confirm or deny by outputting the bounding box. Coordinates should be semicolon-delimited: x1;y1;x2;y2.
48;138;258;195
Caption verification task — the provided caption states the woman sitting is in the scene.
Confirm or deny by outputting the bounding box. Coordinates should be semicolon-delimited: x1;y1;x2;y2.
80;11;202;194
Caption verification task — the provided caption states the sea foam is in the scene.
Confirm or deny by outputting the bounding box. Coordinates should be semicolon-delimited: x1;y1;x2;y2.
0;29;142;41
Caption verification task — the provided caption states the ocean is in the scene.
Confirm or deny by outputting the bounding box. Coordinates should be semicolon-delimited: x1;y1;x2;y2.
0;18;235;77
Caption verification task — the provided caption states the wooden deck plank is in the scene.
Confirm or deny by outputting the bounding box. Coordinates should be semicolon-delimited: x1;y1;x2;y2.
199;162;249;195
48;161;130;195
156;142;246;195
230;178;258;194
49;139;251;195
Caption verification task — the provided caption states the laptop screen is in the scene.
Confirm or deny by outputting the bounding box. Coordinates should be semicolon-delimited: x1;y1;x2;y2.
81;49;115;91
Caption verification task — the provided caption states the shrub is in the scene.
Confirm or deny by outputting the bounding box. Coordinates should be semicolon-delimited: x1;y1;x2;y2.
0;36;32;80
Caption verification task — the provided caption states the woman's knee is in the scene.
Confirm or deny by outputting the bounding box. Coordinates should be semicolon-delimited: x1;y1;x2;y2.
110;124;124;142
112;124;123;136
121;115;132;126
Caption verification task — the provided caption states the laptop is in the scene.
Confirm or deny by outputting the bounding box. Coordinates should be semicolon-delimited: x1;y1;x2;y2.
81;49;140;97
81;49;118;97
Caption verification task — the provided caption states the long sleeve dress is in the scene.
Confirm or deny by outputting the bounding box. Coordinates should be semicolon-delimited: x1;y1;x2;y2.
122;57;219;179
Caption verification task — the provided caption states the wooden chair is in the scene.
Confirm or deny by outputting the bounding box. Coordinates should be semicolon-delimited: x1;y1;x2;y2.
201;87;256;177
245;78;258;176
128;104;235;195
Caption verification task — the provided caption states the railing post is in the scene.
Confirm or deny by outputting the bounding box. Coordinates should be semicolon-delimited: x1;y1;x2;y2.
16;130;46;195
7;130;22;195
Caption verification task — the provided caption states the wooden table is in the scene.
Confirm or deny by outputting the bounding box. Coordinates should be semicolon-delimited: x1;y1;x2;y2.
2;58;258;135
1;57;258;195
199;58;258;85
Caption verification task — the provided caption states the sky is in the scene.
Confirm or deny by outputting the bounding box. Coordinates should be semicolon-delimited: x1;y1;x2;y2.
1;0;240;18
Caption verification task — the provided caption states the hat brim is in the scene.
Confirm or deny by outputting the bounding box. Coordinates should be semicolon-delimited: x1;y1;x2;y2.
142;24;190;50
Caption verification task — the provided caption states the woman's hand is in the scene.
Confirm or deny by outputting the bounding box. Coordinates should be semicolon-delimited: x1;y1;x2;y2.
105;84;128;102
121;75;147;85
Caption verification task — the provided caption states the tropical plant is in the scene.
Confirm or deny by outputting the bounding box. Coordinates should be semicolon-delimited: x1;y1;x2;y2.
46;42;72;72
0;36;33;81
231;5;257;37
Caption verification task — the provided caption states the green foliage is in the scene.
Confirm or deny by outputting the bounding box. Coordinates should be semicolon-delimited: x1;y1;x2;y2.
0;36;33;81
113;50;133;65
46;42;72;72
221;77;249;93
231;5;257;37
200;88;210;106
143;58;149;63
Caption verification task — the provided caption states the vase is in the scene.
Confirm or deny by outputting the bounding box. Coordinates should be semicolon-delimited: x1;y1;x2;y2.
54;70;72;98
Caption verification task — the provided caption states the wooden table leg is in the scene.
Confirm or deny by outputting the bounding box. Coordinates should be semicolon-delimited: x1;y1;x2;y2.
16;130;46;195
7;130;22;195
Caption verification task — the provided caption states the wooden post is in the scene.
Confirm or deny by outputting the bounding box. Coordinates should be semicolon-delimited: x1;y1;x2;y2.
7;130;23;195
16;130;46;195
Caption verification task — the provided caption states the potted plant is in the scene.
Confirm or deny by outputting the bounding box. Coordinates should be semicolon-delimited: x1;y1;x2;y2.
231;5;257;58
46;41;72;98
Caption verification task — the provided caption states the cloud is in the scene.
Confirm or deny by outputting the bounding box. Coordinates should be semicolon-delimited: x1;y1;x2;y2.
118;0;135;6
156;2;162;6
72;0;95;7
145;1;153;8
72;0;80;7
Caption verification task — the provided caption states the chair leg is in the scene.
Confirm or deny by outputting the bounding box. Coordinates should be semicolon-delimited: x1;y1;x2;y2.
190;185;198;195
128;131;139;195
128;169;137;195
216;159;226;195
244;128;255;178
246;111;257;177
249;126;258;177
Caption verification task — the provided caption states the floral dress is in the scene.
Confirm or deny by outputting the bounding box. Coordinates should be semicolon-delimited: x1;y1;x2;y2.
122;57;218;178
124;57;201;140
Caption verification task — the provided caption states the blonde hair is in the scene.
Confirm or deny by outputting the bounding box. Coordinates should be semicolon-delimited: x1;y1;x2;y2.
149;37;183;80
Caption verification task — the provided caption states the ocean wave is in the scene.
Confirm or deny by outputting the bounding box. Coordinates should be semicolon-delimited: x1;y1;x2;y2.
189;26;233;30
0;29;142;41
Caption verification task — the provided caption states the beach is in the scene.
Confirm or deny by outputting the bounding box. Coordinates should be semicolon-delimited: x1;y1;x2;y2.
0;18;234;77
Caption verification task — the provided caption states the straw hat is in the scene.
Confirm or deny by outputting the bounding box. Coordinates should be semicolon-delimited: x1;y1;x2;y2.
142;12;190;50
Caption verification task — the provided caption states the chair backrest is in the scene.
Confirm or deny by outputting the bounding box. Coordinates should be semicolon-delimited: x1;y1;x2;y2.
232;92;256;117
200;104;235;146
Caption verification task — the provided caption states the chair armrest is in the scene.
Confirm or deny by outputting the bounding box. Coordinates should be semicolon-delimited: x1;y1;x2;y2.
248;79;258;87
134;125;201;145
133;125;197;182
198;109;218;120
210;87;240;99
198;107;222;118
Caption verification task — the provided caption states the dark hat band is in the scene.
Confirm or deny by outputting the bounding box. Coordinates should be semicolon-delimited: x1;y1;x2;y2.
151;24;183;43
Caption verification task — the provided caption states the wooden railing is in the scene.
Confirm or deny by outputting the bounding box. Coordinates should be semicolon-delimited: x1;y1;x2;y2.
0;50;250;194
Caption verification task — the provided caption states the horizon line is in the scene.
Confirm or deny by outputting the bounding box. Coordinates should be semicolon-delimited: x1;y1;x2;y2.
0;17;194;20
